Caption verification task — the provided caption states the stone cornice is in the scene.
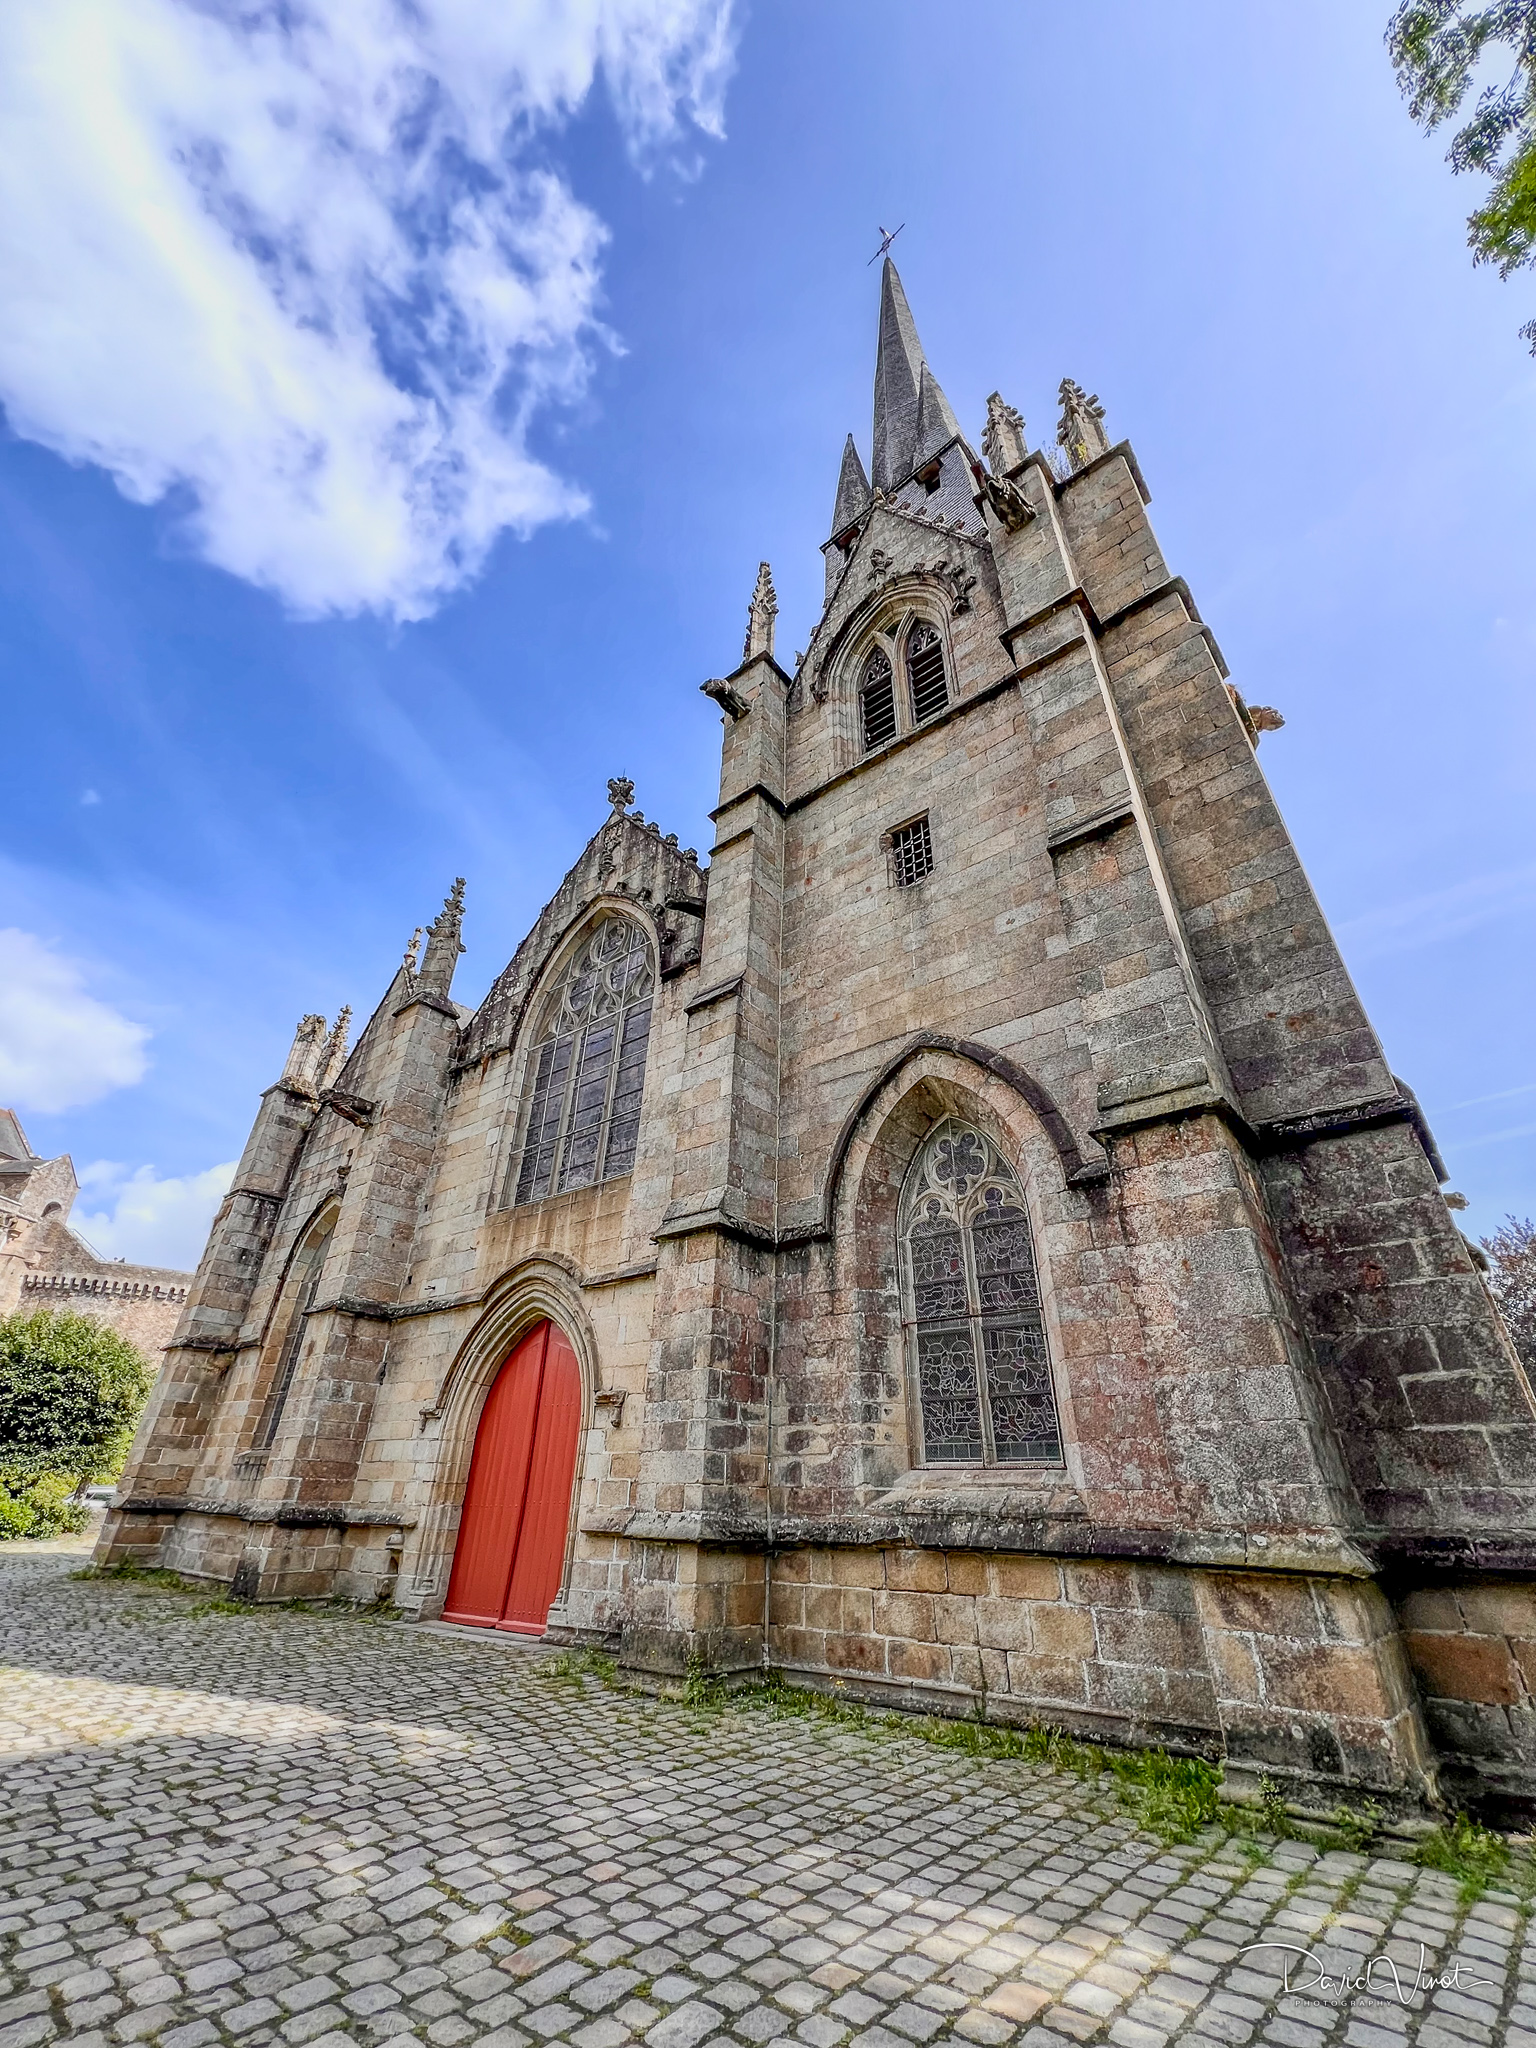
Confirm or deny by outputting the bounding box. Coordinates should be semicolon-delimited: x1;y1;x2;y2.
114;1496;415;1530
580;1505;1377;1578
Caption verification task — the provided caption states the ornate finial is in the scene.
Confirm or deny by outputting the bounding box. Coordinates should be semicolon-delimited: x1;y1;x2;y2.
418;879;467;995
319;1006;352;1091
607;776;635;813
1057;378;1109;470
403;927;424;974
743;561;778;662
982;393;1027;477
280;1013;329;1092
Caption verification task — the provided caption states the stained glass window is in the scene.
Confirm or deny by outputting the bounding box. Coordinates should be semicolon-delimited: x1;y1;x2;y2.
510;917;654;1206
899;1119;1061;1466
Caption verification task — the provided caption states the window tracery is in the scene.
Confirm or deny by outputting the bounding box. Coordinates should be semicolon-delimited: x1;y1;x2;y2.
899;1118;1060;1466
860;649;897;751
906;620;948;723
853;611;950;756
252;1213;335;1451
510;915;654;1206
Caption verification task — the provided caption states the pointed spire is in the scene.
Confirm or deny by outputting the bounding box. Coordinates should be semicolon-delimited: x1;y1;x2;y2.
830;434;870;537
743;561;777;662
279;1014;329;1094
402;927;424;975
982;392;1027;477
418;878;466;996
1057;379;1110;470
318;1007;352;1092
913;362;961;470
872;259;959;491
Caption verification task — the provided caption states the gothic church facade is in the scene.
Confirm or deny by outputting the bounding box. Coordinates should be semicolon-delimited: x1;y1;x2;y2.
102;265;1536;1817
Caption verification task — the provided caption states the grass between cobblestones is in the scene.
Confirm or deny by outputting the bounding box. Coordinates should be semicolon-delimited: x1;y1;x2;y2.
70;1562;1536;1904
8;1553;1536;2048
543;1648;1535;1901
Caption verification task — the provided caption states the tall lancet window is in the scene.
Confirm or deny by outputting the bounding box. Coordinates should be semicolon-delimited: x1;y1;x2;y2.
510;915;654;1206
900;1119;1061;1465
860;649;897;751
906;621;948;724
252;1214;335;1452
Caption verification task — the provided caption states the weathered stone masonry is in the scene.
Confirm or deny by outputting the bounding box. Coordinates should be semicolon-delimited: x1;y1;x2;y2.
101;263;1536;1819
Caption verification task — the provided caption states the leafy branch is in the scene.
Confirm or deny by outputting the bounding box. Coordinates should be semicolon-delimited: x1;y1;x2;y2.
1388;2;1536;346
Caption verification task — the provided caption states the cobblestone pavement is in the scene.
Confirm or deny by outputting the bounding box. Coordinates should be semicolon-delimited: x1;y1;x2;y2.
2;1553;1531;2048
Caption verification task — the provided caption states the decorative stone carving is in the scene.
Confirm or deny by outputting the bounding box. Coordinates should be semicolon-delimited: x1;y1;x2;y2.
743;561;778;662
702;676;749;720
970;463;1034;534
929;558;978;613
1057;378;1109;469
607;776;635;812
982;392;1027;476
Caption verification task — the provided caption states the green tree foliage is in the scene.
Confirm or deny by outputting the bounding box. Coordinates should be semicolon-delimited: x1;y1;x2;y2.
1388;3;1536;348
0;1310;152;1539
1482;1215;1536;1371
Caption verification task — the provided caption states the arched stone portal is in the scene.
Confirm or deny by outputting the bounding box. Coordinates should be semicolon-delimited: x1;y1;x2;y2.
441;1319;581;1634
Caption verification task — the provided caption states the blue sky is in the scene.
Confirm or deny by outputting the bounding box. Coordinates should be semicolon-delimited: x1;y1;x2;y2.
1;0;1532;1268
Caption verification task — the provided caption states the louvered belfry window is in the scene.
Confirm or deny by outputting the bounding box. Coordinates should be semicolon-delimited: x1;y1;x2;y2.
511;916;654;1205
860;649;898;751
906;621;948;724
901;1119;1061;1465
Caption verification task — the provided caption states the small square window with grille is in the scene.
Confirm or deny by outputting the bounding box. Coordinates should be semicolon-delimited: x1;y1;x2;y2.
890;815;934;888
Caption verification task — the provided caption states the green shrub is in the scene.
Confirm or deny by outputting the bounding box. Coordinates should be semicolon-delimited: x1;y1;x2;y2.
0;1310;152;1539
0;1469;91;1540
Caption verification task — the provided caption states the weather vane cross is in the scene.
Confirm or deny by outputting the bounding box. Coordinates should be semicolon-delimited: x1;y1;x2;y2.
867;222;905;265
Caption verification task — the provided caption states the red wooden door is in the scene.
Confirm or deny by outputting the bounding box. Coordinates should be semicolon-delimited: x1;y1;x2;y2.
442;1321;582;1634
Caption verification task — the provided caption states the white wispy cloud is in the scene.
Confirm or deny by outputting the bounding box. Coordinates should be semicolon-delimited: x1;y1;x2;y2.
0;0;736;621
1333;862;1536;963
76;1158;235;1271
0;928;150;1114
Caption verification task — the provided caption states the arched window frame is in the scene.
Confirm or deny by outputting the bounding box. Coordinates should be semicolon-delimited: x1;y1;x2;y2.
849;604;953;758
898;1118;1062;1468
504;912;655;1209
904;618;949;725
249;1207;337;1453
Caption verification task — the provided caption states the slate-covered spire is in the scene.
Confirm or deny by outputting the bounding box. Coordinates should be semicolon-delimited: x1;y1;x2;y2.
871;259;959;490
829;433;870;537
914;362;961;471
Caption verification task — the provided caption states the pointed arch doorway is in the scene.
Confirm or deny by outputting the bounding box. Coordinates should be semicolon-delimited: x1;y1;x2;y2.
442;1320;582;1634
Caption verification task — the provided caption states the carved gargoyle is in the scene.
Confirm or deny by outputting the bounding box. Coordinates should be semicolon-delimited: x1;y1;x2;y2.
969;461;1034;533
701;677;749;720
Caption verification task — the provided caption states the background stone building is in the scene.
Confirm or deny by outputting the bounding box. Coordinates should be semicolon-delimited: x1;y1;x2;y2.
0;1108;190;1359
101;265;1536;1819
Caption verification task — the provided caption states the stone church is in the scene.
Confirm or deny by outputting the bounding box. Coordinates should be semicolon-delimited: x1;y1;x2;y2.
102;263;1536;1818
0;1108;191;1358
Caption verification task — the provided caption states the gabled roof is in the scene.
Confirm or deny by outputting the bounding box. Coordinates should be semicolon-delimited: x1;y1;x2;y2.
0;1108;34;1164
